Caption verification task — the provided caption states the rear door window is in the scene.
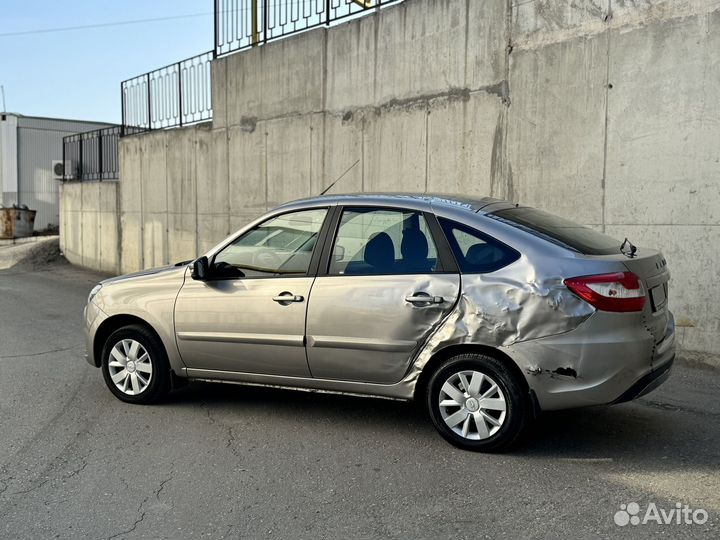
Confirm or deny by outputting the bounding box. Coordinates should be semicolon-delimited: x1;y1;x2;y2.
439;219;519;273
329;208;440;275
490;207;621;255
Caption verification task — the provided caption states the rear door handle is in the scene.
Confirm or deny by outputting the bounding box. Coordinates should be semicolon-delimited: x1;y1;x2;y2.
273;292;304;304
405;293;444;305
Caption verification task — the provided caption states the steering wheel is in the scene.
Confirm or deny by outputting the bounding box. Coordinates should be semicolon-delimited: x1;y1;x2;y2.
252;249;282;271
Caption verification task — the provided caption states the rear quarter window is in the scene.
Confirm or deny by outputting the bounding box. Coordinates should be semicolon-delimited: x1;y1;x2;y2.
439;218;520;273
490;207;621;255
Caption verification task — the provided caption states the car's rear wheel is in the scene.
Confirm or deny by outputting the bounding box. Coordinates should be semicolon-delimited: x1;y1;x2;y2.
101;324;170;404
425;353;530;452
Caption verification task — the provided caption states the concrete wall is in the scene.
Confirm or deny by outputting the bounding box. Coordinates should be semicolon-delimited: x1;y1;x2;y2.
508;0;720;355
59;181;120;274
61;0;720;357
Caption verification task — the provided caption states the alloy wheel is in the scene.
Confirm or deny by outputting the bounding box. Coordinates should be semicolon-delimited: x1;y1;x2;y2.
438;370;507;440
108;339;153;396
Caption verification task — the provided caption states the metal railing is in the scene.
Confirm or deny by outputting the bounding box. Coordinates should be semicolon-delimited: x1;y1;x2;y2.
121;51;213;132
119;1;400;135
215;0;402;56
62;125;143;181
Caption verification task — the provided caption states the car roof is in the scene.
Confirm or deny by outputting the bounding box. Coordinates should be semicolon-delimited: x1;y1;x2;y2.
276;193;515;214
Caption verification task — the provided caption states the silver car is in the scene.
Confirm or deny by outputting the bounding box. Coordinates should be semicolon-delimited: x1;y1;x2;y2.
84;194;675;451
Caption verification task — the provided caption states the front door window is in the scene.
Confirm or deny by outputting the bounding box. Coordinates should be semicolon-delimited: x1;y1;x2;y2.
214;208;327;277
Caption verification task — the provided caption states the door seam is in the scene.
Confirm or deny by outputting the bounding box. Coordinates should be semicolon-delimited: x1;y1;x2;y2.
303;276;318;377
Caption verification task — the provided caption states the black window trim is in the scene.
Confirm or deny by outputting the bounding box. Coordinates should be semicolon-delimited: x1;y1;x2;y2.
316;205;458;278
206;205;335;281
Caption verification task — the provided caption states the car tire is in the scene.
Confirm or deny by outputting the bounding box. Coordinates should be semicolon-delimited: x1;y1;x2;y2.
425;353;530;452
101;324;170;404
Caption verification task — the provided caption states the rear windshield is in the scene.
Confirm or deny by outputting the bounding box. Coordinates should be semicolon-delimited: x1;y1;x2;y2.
490;207;621;255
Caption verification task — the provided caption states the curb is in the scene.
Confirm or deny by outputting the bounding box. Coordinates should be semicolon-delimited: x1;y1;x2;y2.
676;351;720;372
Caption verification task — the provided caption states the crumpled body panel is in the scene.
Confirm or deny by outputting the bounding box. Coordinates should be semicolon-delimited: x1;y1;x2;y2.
401;258;595;392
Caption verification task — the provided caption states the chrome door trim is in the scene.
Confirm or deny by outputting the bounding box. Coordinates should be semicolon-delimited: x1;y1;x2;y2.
307;335;417;352
176;331;304;347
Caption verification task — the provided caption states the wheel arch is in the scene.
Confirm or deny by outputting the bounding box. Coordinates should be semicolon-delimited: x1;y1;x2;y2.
93;314;164;368
413;344;530;403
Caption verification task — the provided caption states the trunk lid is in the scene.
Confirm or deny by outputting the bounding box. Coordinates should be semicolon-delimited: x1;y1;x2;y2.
619;248;671;348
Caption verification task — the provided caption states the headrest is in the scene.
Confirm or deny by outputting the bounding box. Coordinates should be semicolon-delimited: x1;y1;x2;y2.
364;232;395;271
401;228;429;262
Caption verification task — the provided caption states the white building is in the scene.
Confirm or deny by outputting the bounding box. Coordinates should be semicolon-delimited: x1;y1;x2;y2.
0;113;112;230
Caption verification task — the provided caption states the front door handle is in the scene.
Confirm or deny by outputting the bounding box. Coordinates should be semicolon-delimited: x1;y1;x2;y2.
273;292;304;304
405;293;444;305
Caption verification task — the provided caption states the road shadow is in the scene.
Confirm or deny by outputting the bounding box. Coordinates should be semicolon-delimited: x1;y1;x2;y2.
513;401;719;471
172;380;427;429
162;380;719;471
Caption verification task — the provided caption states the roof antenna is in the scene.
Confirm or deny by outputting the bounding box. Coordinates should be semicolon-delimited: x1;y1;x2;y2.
319;159;360;196
0;85;6;113
620;237;637;258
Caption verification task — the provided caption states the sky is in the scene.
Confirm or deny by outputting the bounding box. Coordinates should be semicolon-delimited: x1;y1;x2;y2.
0;0;213;123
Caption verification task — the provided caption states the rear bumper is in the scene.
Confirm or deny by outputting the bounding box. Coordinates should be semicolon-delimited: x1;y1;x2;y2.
506;310;675;411
612;355;674;404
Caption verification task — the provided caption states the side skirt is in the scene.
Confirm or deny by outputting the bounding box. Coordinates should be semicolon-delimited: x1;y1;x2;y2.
183;367;413;401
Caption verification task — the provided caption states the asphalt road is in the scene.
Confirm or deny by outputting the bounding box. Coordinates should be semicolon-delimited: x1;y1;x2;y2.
0;263;718;539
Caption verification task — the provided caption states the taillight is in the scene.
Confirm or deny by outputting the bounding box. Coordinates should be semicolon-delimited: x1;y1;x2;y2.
564;272;646;312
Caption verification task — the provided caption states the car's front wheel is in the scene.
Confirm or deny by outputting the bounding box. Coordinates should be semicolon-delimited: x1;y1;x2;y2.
425;353;530;452
101;324;170;404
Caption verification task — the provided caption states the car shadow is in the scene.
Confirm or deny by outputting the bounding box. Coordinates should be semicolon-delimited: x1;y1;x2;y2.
166;381;717;470
511;402;719;470
169;380;428;429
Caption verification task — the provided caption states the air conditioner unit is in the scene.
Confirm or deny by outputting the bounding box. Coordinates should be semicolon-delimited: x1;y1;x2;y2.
52;160;72;180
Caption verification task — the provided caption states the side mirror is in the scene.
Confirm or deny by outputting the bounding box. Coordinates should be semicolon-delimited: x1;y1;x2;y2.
333;245;345;262
191;256;210;280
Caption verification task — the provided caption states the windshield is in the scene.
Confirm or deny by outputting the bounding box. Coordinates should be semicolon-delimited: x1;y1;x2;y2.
490;207;621;255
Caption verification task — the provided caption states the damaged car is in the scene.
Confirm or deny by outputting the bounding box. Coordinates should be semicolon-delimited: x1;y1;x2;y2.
84;194;675;451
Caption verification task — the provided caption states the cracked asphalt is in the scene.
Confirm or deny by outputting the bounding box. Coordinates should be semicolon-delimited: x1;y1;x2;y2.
0;264;719;539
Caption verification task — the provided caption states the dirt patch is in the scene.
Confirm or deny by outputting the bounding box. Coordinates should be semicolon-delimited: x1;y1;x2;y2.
0;237;67;271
